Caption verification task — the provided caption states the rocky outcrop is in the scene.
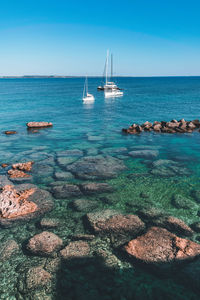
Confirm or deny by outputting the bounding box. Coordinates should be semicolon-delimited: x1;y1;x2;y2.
7;161;34;182
26;122;53;128
66;156;126;180
0;184;53;227
8;169;31;179
27;231;63;257
122;119;200;134
124;227;200;266
60;241;90;260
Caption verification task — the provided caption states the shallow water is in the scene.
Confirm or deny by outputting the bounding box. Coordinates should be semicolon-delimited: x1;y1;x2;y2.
0;77;200;299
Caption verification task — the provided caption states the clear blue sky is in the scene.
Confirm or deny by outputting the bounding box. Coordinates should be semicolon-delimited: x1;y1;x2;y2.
1;0;200;76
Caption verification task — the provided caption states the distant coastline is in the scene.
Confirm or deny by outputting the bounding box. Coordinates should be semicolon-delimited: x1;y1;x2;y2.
0;75;200;79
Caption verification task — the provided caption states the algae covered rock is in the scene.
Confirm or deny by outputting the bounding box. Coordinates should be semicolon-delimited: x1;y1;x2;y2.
27;231;63;257
172;194;198;210
66;155;126;180
51;183;82;199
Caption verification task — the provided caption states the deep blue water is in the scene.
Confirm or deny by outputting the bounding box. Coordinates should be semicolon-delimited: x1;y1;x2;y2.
1;77;200;299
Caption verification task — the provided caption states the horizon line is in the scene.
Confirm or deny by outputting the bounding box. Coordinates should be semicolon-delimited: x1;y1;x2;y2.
0;75;200;78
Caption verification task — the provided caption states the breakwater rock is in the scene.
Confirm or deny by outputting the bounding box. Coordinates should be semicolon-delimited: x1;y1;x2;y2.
122;119;200;134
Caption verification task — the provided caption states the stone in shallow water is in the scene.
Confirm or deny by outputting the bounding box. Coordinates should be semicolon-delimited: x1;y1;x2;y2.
27;231;63;257
66;155;126;180
80;183;114;195
152;216;194;237
0;239;19;261
124;227;200;266
129;150;159;159
56;149;83;157
191;190;200;203
72;199;98;212
52;184;82;199
190;222;200;233
54;171;74;180
101;147;128;155
150;159;191;177
172;194;198;210
31;162;54;176
23;266;52;291
0;184;53;228
60;241;90;260
56;156;78;169
40;218;60;229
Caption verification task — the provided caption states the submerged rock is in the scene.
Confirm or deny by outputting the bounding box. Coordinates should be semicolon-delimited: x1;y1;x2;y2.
0;184;53;227
152;216;194;237
26;122;53;128
56;156;78;168
54;171;74;180
27;231;63;257
60;241;90;260
22;266;52;291
0;175;13;188
56;149;83;157
86;210;145;246
52;184;82;199
80;183;114;195
125;227;200;267
172;194;198;210
129;150;159;159
150;159;191;177
72;199;98;212
40;218;60;229
0;239;19;261
66;155;126;180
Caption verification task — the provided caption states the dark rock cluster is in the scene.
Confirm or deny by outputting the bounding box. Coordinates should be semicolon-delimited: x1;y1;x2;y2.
122;119;200;134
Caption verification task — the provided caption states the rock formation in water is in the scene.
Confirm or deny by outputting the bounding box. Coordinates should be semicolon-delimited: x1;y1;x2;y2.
122;119;200;134
26;122;53;128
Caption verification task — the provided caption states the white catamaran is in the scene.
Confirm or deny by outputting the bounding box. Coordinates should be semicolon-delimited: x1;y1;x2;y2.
82;76;95;102
98;50;123;98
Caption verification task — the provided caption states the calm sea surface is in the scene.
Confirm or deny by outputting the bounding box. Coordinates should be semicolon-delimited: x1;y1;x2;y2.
0;77;200;299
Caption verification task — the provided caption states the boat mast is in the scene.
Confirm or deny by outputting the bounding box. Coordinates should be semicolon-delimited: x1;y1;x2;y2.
86;76;88;95
111;53;113;80
105;50;109;85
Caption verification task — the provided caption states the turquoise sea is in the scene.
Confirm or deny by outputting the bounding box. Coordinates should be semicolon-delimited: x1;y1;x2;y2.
1;77;200;299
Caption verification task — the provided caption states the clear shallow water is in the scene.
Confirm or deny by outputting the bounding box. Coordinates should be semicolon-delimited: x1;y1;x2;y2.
1;77;200;299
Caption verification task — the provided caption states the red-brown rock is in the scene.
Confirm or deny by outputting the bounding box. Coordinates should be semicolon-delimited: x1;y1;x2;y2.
12;161;34;172
0;185;37;219
60;241;90;260
0;239;19;261
27;231;63;257
25;266;52;290
4;130;17;135
8;169;31;178
26;122;53;128
124;227;200;265
1;163;8;168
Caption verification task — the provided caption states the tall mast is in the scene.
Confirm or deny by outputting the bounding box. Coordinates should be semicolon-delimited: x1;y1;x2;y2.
86;76;88;95
111;54;113;79
105;49;109;85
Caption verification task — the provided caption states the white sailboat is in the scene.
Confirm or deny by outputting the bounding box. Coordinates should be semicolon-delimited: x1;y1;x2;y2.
98;51;123;98
82;76;95;102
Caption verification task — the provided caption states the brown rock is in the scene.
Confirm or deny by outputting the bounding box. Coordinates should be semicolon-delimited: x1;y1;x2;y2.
80;183;114;195
0;185;37;219
60;241;90;260
124;227;200;265
153;124;161;132
1;164;8;168
4;130;17;135
153;216;194;237
27;231;63;257
26;122;53;128
0;239;19;261
12;161;34;172
8;169;31;178
25;266;51;290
